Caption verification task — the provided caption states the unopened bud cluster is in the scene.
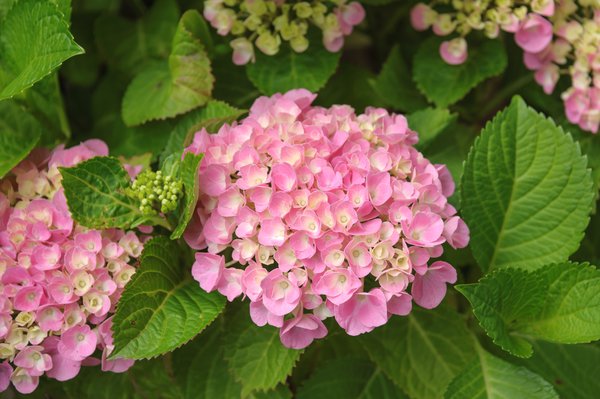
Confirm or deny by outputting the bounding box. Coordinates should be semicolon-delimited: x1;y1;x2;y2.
412;0;599;133
203;0;365;65
129;170;183;215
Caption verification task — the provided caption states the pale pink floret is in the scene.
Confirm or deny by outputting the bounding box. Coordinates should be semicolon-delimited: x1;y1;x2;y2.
515;14;553;54
261;269;302;316
58;325;98;361
192;253;224;292
334;289;388;336
439;38;468;65
412;261;457;309
280;313;328;349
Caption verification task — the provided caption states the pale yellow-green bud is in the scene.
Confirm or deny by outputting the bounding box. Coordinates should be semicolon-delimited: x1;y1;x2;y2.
15;312;34;327
256;31;281;55
294;2;313;19
0;343;15;360
514;6;527;20
244;14;262;31
495;0;512;8
324;13;340;30
245;0;267;17
273;14;289;32
231;20;246;35
224;0;238;6
265;0;276;13
290;35;309;52
484;21;499;38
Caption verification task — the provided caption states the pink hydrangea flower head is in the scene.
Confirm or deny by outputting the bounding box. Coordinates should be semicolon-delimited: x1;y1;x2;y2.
0;140;145;393
184;90;469;348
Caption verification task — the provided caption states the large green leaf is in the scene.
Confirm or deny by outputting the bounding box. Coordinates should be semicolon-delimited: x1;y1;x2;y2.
0;101;42;178
371;45;428;113
122;10;214;126
516;341;600;399
170;153;202;239
94;0;179;75
445;347;557;399
60;157;151;229
225;312;302;397
0;0;83;100
457;262;600;357
297;357;408;399
413;38;507;107
460;97;593;271
160;100;245;166
360;307;477;399
246;41;340;95
112;237;225;360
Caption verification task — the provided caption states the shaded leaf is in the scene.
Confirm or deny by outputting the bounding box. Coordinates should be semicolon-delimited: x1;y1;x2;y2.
413;38;507;107
0;101;42;178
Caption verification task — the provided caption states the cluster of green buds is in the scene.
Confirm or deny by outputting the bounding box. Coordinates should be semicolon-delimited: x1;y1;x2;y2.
203;0;365;65
129;170;183;215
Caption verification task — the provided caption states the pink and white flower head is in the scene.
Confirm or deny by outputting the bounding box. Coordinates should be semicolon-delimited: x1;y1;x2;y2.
0;140;145;393
186;90;469;349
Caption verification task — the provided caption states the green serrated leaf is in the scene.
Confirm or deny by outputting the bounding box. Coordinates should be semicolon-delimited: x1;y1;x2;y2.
0;0;83;100
457;262;600;357
172;321;243;399
516;341;600;399
249;385;293;399
112;236;226;360
59;156;149;229
460;96;593;271
413;38;507;107
408;107;457;150
360;307;477;399
246;41;340;95
171;153;202;239
445;347;558;399
371;44;428;112
121;10;214;126
0;101;42;178
225;312;302;396
94;0;179;75
160;100;245;166
297;357;408;399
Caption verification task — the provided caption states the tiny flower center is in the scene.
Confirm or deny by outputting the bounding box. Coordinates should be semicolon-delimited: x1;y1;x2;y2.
339;275;347;284
32;353;41;361
308;222;316;231
27;293;35;301
340;215;348;224
279;281;289;290
352;249;360;258
77;333;85;342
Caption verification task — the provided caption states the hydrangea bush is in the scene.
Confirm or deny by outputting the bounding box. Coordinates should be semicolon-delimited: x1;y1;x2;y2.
1;0;600;398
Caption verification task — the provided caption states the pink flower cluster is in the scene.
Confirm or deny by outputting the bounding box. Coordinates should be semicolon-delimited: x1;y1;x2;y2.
520;3;600;133
411;1;600;133
0;140;144;393
184;89;469;349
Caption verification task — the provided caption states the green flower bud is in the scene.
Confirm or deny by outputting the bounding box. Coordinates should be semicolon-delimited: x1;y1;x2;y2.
294;2;312;19
256;31;281;55
290;35;309;53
